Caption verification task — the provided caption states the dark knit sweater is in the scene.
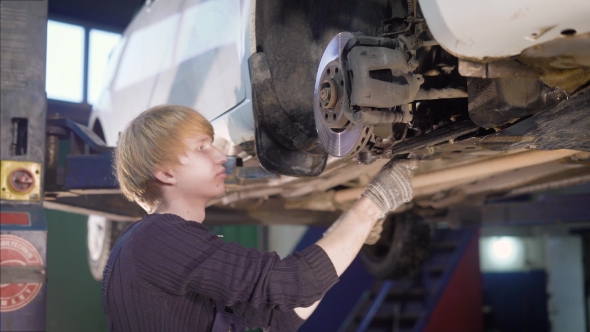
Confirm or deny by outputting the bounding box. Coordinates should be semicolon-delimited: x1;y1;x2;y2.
102;213;339;331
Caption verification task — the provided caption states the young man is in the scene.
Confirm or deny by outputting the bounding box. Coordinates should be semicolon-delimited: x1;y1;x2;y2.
103;104;417;331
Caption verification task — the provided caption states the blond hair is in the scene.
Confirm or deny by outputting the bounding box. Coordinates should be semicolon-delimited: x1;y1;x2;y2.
114;105;214;212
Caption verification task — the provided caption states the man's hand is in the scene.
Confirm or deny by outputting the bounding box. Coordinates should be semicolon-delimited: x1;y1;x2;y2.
362;159;418;216
362;159;418;244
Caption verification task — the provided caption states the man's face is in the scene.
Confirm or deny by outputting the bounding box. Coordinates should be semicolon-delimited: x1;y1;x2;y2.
172;134;228;201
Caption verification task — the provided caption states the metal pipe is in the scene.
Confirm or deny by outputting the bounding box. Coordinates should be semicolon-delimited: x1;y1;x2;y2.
333;149;579;203
334;187;365;203
412;149;578;188
415;88;467;100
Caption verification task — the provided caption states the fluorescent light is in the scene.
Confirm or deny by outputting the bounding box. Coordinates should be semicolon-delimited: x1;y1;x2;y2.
480;236;526;272
491;237;516;261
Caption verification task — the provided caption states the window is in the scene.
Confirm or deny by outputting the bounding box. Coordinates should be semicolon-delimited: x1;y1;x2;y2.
88;29;121;105
46;20;121;105
46;20;85;103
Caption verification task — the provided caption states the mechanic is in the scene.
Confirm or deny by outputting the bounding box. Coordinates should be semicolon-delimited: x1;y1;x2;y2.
102;104;417;331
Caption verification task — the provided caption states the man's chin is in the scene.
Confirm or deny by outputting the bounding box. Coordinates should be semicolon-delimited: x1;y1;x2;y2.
212;186;226;199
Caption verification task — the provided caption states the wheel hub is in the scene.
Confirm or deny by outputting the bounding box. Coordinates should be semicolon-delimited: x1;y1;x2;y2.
317;61;348;129
314;32;373;158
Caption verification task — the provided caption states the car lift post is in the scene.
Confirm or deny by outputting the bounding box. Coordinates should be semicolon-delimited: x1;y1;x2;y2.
0;1;48;330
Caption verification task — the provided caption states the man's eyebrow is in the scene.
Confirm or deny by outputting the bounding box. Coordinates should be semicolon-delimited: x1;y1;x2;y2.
194;136;212;144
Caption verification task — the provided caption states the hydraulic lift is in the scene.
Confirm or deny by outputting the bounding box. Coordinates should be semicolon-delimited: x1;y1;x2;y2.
1;1;48;330
0;4;136;331
0;1;138;329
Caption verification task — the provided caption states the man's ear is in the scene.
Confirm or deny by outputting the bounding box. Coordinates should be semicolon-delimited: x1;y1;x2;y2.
154;167;176;185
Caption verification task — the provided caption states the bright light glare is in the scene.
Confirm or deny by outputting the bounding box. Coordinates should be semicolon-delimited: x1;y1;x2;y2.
491;237;515;261
46;20;85;102
88;30;121;105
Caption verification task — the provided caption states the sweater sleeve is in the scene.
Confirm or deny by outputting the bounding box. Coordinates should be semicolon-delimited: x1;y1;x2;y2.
130;214;339;310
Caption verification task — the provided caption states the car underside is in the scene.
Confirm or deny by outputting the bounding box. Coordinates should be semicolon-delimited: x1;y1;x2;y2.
208;0;590;216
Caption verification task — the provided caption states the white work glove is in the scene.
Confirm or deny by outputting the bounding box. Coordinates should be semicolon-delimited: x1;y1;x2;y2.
361;159;418;217
323;159;418;245
361;159;418;244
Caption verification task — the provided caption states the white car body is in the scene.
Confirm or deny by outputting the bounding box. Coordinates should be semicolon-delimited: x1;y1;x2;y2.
420;0;590;60
89;0;589;161
90;0;256;154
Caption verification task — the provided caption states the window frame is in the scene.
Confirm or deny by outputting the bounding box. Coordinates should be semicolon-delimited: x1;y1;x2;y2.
46;15;123;106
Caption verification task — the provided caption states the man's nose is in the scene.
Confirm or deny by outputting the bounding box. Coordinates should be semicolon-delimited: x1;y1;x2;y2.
215;148;228;164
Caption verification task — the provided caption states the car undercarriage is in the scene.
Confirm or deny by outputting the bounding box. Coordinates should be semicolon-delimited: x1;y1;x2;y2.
233;0;590;214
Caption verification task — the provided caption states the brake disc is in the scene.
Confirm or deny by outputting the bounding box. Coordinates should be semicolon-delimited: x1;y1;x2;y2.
314;32;373;158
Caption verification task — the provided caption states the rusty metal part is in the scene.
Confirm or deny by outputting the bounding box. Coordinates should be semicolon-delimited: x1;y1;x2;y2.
334;187;365;203
412;149;579;188
408;137;491;160
539;68;590;95
480;88;590;151
571;152;590;162
506;171;590;197
459;55;589;96
331;149;579;203
392;120;480;156
381;16;424;37
286;158;389;198
215;187;284;206
420;40;439;47
458;59;541;79
467;77;562;129
284;189;357;212
357;149;380;165
518;32;590;69
416;161;585;208
517;32;590;93
352;104;413;125
348;46;424;108
415;88;467;100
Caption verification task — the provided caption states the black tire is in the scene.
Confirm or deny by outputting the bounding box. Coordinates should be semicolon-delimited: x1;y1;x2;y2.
360;212;431;279
86;215;130;281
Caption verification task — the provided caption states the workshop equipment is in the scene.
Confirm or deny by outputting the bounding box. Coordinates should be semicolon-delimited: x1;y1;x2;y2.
340;228;482;332
0;1;48;330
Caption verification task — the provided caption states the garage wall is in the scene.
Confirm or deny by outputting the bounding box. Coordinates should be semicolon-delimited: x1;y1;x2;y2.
45;209;108;332
546;236;587;332
45;208;263;332
268;224;308;258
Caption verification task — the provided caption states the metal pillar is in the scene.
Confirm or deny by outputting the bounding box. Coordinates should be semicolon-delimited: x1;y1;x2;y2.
0;1;48;331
